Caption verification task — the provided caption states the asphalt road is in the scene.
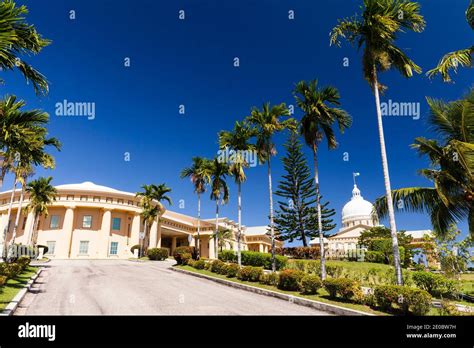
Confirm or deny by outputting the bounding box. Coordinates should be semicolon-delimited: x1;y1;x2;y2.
15;260;331;315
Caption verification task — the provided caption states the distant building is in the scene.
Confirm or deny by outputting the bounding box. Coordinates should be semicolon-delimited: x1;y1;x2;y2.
310;184;434;252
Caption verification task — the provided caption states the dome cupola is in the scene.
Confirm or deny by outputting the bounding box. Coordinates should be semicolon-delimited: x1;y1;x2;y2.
341;184;377;228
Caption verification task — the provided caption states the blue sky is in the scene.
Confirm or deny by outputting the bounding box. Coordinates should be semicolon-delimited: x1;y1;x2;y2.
3;0;472;244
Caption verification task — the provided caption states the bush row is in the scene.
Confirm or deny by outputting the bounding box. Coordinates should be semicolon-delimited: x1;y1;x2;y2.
274;247;320;260
218;250;287;270
184;260;433;315
373;285;432;315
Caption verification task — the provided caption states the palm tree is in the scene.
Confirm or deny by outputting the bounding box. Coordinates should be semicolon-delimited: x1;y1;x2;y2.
374;89;474;236
25;176;57;247
211;228;234;252
136;184;172;256
293;80;352;279
427;1;473;82
180;157;212;260
9;133;60;246
0;95;51;190
218;121;256;266
0;0;51;95
330;0;425;285
246;102;296;271
209;158;230;260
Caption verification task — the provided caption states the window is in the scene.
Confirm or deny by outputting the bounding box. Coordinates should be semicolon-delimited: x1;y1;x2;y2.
93;196;100;202
112;218;121;231
109;242;118;255
50;215;60;229
128;200;133;205
79;241;89;255
106;197;112;203
82;215;92;228
80;195;88;201
46;241;56;255
67;195;74;200
117;199;123;204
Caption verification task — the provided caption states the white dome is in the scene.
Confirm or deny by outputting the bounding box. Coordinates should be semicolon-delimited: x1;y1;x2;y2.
341;185;375;223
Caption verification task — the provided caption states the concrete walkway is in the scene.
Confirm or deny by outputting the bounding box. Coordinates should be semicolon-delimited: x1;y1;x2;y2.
15;260;331;315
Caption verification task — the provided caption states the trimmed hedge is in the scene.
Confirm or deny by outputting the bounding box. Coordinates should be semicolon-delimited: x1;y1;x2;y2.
374;284;432;315
277;269;305;291
259;272;279;286
225;263;240;278
218;250;287;270
174;246;195;265
210;260;226;274
299;275;322;295
147;248;169;261
0;262;22;279
193;259;206;270
237;266;263;282
323;278;362;301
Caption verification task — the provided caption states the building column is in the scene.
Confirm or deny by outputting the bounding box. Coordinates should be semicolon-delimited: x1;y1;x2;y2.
65;206;76;259
149;220;158;249
208;236;215;259
171;236;177;256
156;223;162;248
130;213;140;247
259;243;264;253
99;209;112;258
23;211;35;244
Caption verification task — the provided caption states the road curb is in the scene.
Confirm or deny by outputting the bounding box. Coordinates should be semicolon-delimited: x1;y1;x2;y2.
0;267;43;316
171;267;374;316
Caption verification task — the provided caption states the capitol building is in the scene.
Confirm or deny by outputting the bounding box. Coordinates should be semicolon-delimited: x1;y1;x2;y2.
310;184;432;252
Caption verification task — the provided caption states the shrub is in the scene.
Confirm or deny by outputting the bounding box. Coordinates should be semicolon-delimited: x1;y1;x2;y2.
374;285;432;315
237;266;263;282
180;253;192;266
0;275;6;287
218;250;237;263
146;248;169;261
225;263;240;278
299;275;322;295
1;263;22;279
275;246;320;260
277;269;305;291
210;260;226;274
364;251;386;264
326;264;344;278
174;246;195;265
240;251;287;270
17;256;31;270
323;278;362;301
193;259;206;270
187;259;196;267
259;272;279;286
412;271;459;299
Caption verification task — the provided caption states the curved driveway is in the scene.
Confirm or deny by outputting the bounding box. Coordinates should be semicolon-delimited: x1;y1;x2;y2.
15;260;330;315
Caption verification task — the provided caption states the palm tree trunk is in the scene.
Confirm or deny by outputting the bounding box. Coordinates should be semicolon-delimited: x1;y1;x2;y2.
31;213;41;246
10;183;25;246
313;145;326;280
0;163;8;192
267;157;276;272
373;70;403;285
29;213;39;246
215;200;219;259
237;180;242;266
197;192;201;260
2;177;17;260
140;220;147;257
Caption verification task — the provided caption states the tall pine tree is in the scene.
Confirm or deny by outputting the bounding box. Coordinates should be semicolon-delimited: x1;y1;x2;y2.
275;133;336;246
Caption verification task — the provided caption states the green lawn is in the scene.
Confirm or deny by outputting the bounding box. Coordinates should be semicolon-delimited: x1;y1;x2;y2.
176;265;388;315
0;266;37;311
